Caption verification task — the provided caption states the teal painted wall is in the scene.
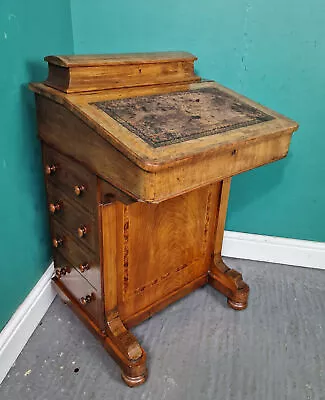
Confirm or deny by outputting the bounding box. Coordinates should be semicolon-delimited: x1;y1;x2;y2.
71;0;325;242
0;0;74;330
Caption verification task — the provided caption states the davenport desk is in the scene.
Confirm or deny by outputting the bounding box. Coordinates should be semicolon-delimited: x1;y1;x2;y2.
29;52;298;387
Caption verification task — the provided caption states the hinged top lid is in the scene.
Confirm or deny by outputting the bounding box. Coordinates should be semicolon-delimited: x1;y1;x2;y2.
45;52;197;67
43;51;200;93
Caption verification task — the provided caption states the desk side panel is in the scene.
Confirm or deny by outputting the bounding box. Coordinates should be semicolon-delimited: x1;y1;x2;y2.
111;184;221;326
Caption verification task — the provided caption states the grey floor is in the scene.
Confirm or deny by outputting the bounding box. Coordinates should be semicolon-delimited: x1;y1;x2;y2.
1;258;325;400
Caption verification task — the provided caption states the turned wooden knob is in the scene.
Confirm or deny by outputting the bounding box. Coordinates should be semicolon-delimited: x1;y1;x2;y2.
79;263;90;273
52;237;63;248
45;164;57;175
80;293;94;305
55;267;71;278
77;225;88;238
74;185;85;196
49;201;62;214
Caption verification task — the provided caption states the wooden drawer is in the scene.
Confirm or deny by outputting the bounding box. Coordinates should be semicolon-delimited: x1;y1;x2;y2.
98;178;135;205
47;184;98;252
53;253;103;328
42;144;97;214
51;220;101;290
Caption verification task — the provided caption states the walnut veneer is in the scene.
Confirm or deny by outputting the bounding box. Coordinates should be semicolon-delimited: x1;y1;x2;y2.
29;51;298;386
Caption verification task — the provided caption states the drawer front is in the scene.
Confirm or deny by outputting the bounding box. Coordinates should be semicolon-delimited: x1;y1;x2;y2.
54;253;103;328
98;178;135;205
51;220;101;290
48;184;98;252
43;144;97;214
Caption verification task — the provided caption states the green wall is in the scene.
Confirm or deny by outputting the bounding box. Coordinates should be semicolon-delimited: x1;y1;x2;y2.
0;0;74;330
71;0;325;242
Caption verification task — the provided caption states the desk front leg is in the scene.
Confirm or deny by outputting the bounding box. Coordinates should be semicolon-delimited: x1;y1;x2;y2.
100;203;147;387
105;310;147;387
208;178;250;310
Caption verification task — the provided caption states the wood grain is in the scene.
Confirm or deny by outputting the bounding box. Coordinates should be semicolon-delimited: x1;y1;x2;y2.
47;184;98;252
53;277;147;387
43;143;97;213
45;52;197;67
30;80;298;171
208;178;250;310
36;95;294;203
31;52;298;386
51;220;100;290
98;178;136;205
44;52;199;93
100;203;118;313
116;184;220;322
53;253;104;330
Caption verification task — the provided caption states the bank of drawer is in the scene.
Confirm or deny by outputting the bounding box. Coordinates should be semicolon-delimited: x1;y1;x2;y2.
53;253;102;326
42;144;97;214
51;220;101;290
48;184;98;252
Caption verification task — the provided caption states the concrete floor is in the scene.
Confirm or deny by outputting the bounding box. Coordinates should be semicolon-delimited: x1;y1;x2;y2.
1;258;325;400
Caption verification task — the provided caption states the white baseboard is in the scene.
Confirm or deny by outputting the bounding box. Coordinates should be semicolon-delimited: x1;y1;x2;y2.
0;262;55;385
0;232;324;385
222;231;325;270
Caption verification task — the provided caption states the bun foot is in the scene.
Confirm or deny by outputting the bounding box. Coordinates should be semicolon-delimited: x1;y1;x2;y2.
227;298;248;311
121;370;147;387
209;257;250;310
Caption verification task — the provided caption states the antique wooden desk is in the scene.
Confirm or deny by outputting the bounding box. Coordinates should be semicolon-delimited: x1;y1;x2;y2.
29;52;298;387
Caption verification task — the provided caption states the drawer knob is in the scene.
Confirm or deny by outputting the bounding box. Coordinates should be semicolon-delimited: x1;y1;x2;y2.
52;237;63;248
74;185;85;196
55;267;71;278
49;201;62;214
79;263;90;273
80;293;95;305
77;225;88;238
45;164;57;176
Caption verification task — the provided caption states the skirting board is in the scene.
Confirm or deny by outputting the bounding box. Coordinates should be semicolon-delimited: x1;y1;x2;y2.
0;262;55;385
1;232;324;385
222;231;325;270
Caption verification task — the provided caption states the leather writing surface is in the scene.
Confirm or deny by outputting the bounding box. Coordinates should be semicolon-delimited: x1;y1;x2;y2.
93;87;274;148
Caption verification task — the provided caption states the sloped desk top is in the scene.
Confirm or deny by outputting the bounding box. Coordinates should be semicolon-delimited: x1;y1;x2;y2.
30;53;298;202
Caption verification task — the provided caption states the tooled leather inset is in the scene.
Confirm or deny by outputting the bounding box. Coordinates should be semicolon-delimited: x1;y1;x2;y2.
93;87;274;148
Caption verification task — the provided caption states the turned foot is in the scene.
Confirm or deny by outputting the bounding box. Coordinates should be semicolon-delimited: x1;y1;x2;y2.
121;370;148;387
208;257;249;310
105;310;147;387
52;278;147;387
227;298;247;311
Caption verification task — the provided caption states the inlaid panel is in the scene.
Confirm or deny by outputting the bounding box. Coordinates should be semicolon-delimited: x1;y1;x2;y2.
117;183;221;321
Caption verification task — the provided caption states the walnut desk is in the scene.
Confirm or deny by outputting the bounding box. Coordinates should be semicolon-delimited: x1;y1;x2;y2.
29;52;298;387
